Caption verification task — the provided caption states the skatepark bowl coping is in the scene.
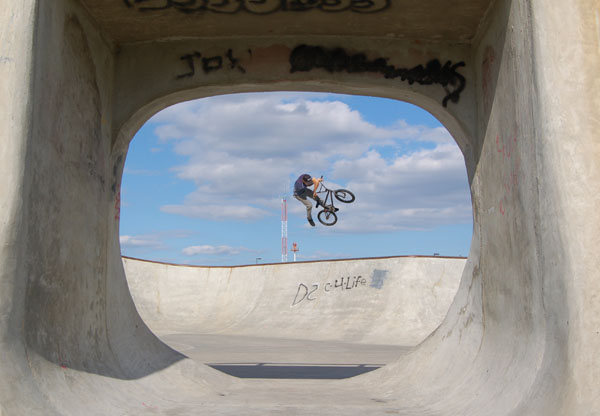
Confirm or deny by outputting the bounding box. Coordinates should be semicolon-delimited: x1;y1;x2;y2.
1;0;599;414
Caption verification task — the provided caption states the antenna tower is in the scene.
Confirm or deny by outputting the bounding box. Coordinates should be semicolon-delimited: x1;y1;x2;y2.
281;197;288;262
291;242;299;262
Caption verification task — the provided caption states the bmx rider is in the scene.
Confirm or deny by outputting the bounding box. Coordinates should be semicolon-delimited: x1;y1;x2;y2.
293;174;325;227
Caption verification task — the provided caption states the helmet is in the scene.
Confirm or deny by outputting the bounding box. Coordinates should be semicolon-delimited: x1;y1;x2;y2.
302;174;312;183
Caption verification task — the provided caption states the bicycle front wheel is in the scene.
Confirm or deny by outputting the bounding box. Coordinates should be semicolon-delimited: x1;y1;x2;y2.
334;189;355;203
318;210;338;226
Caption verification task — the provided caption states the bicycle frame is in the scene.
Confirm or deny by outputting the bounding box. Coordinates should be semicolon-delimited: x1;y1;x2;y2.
312;177;355;226
315;182;337;211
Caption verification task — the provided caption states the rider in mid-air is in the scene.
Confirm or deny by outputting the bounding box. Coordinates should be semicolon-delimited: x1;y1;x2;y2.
293;174;324;227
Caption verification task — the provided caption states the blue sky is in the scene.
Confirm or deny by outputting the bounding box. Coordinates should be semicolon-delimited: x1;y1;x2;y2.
119;92;473;265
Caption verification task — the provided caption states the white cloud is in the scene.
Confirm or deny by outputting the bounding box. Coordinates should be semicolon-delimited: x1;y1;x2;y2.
182;245;250;256
148;93;471;231
120;235;164;248
120;230;195;250
417;126;454;144
161;201;271;221
326;143;471;232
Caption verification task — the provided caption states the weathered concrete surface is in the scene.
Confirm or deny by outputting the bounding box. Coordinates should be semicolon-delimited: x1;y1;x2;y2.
78;0;492;44
124;256;464;346
157;332;411;369
1;0;599;414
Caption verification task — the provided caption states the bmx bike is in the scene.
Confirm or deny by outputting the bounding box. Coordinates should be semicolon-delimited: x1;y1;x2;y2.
315;177;355;226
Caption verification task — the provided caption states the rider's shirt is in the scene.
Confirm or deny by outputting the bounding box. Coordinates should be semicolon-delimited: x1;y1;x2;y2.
294;174;321;197
294;174;311;196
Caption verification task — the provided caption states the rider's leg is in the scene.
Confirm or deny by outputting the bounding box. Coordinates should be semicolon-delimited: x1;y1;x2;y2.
310;193;336;211
312;194;324;208
294;194;315;226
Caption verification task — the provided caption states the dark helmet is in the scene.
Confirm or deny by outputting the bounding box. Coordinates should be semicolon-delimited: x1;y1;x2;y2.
302;174;312;183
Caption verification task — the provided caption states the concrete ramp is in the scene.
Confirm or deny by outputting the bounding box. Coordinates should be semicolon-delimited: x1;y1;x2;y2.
124;256;464;346
1;0;599;414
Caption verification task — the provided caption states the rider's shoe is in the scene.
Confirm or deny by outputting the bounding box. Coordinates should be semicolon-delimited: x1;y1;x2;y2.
307;217;315;226
315;197;323;208
325;205;339;212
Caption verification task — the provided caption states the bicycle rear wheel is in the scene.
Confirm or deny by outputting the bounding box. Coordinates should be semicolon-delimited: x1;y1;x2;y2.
318;210;338;226
334;189;355;203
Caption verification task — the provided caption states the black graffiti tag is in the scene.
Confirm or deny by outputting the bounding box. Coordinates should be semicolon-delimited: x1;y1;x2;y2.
290;45;466;107
123;0;390;14
176;49;246;79
292;276;367;306
292;283;319;306
324;275;367;292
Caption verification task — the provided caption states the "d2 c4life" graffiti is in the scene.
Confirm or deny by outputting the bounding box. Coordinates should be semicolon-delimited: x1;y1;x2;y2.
292;275;367;306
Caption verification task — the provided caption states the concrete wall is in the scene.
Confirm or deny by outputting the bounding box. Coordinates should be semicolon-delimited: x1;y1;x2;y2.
124;256;465;346
111;35;478;175
0;2;52;415
0;0;598;414
361;1;561;413
1;2;227;415
358;2;599;415
529;1;600;412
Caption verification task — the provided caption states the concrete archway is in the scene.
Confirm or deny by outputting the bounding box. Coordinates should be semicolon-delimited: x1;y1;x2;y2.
1;0;599;414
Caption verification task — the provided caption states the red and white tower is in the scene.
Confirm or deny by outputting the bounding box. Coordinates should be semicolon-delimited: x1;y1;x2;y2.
281;197;288;262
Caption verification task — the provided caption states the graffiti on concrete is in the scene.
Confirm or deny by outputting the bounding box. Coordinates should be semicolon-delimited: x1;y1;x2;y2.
290;45;466;107
481;46;496;114
114;191;121;220
292;283;320;306
111;154;123;194
123;0;390;14
370;269;388;289
324;275;367;292
176;49;247;79
292;275;367;306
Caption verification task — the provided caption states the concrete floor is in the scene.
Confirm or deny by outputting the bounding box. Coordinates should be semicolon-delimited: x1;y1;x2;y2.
159;332;411;379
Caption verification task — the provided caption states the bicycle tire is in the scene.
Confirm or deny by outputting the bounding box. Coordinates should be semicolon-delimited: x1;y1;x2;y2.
318;210;338;226
334;189;355;203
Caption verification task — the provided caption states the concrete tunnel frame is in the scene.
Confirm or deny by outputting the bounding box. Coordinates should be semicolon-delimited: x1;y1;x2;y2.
110;36;479;382
2;0;600;414
3;5;537;411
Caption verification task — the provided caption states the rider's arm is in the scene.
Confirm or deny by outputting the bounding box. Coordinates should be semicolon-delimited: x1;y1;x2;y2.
312;177;322;197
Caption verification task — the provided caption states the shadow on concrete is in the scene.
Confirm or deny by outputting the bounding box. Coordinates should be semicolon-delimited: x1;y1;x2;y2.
207;362;384;379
